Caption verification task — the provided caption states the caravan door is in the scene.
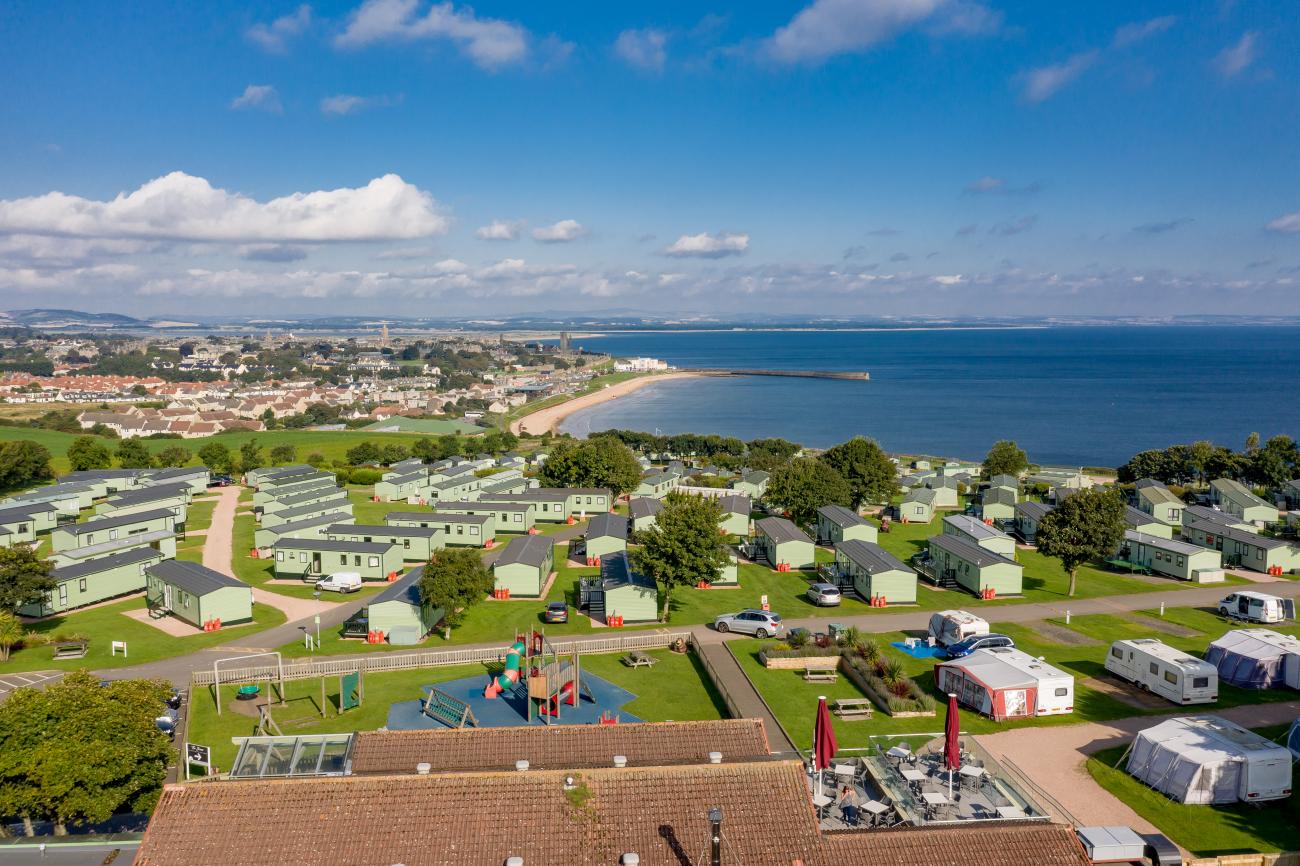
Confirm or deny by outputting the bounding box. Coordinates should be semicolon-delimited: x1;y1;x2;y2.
1003;689;1029;718
1283;599;1296;621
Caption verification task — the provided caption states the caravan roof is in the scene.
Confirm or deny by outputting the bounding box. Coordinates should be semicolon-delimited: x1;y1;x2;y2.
942;647;1070;690
1113;639;1216;674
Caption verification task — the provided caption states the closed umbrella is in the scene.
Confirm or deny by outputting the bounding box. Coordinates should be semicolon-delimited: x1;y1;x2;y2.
813;695;838;798
944;692;961;799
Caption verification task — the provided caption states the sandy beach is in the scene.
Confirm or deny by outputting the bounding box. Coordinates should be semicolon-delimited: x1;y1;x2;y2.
511;371;702;436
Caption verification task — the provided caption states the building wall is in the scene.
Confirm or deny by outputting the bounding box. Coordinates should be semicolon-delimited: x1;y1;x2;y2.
493;562;545;597
718;511;749;537
201;586;254;626
606;584;658;622
853;568;917;604
367;598;440;641
1130;539;1221;580
22;560;154;617
770;537;816;570
586;535;626;561
980;501;1016;521
273;545;401;580
900;499;933;523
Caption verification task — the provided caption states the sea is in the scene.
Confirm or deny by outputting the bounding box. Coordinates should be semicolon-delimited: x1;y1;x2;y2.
557;326;1300;467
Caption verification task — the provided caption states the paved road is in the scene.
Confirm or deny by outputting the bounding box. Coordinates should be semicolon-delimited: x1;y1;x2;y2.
694;641;799;754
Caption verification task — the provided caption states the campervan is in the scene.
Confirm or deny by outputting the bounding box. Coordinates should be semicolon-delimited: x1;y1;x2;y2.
1218;591;1295;624
927;610;990;647
1104;638;1218;704
316;572;363;593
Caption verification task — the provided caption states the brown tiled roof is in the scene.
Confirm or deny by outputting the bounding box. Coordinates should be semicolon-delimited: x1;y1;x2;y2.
823;822;1090;866
349;719;772;775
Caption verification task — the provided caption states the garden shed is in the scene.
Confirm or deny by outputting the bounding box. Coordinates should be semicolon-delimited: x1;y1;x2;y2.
492;535;555;598
145;560;253;628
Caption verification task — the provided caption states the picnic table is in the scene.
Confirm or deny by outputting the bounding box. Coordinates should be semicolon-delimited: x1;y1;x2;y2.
802;668;838;683
622;651;657;669
51;641;88;660
832;698;873;719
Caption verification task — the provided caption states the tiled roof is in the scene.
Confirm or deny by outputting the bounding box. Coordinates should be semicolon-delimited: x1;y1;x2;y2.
822;822;1090;866
349;719;772;774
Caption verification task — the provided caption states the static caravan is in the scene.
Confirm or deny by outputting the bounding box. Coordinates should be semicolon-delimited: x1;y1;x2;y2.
928;610;991;647
980;486;1018;522
144;465;211;495
1216;528;1299;574
59;469;145;498
942;514;1016;560
899;488;936;524
260;486;348;517
628;497;663;532
52;508;177;553
1205;629;1300;689
479;476;531;498
145;560;253;628
1124;506;1173;539
0;504;53;546
731;470;769;499
259;499;353;528
20;546;166;617
6;483;96;516
935;647;1075;720
374;470;430;503
388;458;426;474
49;529;176;568
717;494;752;537
815;505;877;546
326;523;444;562
253;474;336;507
1126;715;1293;804
1135;480;1184;526
591;551;658;623
635;471;680;499
439;500;536;534
1013;501;1052;543
98;484;191;528
581;512;627;563
273;538;401;582
1181;505;1256;535
753;516;816;570
1104;638;1218;704
246;464;315;488
927;534;1023;597
833;540;916;604
1209;478;1278;526
366;567;442;645
1122;531;1224;583
253;512;337;551
492;535;555;598
386;511;494;547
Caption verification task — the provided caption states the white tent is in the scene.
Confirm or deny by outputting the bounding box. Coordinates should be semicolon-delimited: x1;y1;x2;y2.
1126;716;1293;804
1204;629;1300;690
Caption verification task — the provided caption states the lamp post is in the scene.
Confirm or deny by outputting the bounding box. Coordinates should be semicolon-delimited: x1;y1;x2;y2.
312;590;322;650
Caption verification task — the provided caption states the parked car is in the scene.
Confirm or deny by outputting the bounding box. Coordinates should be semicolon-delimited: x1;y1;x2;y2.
806;583;842;606
945;633;1015;659
714;609;785;638
544;601;569;623
1218;591;1295;624
208;474;234;487
316;572;363;593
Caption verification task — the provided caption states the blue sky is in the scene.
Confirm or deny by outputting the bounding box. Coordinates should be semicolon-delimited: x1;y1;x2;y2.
1;0;1298;318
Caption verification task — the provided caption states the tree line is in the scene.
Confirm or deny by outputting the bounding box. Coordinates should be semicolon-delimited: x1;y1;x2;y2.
1117;434;1298;490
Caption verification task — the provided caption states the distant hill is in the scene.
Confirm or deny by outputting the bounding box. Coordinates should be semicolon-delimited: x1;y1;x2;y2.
2;308;148;328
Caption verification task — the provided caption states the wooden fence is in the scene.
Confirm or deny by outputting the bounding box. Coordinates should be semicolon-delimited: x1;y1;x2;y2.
191;630;691;686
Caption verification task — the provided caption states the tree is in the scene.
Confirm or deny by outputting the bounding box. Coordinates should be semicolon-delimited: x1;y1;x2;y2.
632;494;730;621
67;436;113;472
1246;435;1298;491
1036;487;1127;597
766;458;852;526
305;451;327;468
821;437;899;508
0;440;53;491
0;547;55;615
381;443;409;465
435;434;463;460
239;439;264;473
0;611;23;661
0;671;172;836
411;437;438;463
197;442;233;475
346;441;382;465
982;440;1029;479
154;445;191;469
417;548;494;629
115;439;152;469
261;408;278;430
269;444;297;466
537;437;643;496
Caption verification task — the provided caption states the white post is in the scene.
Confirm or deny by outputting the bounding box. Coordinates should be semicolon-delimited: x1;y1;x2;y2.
1065;610;1071;625
1159;602;1165;616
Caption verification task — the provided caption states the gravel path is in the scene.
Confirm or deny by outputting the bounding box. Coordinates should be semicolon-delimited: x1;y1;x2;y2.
200;485;241;577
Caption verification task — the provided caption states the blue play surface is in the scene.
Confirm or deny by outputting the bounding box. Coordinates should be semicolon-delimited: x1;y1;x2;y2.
890;641;947;659
386;672;643;729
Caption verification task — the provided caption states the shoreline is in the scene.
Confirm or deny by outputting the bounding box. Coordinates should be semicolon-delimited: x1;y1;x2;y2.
511;372;702;436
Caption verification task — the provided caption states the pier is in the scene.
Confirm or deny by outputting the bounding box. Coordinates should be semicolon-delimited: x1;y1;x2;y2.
683;368;869;381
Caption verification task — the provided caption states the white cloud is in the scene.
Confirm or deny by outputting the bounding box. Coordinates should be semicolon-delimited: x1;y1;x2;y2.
230;84;283;114
932;274;965;285
0;172;450;243
663;231;749;258
246;5;312;53
531;219;586;243
614;28;668;71
335;0;529;69
238;244;308;263
965;176;1003;193
320;93;399;116
1213;32;1258;78
1019;51;1097;102
1266;212;1300;234
764;0;995;64
1112;15;1177;49
475;219;522;241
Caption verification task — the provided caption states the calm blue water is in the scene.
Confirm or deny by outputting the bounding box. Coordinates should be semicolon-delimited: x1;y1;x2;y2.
559;327;1300;466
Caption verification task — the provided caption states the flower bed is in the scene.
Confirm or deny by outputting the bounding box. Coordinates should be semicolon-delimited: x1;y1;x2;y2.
840;652;936;717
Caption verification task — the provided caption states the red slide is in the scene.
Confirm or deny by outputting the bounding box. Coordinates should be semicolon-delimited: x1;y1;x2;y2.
538;680;578;716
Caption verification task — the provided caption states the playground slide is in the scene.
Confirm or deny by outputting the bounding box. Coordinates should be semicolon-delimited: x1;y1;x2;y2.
484;640;527;699
538;680;578;716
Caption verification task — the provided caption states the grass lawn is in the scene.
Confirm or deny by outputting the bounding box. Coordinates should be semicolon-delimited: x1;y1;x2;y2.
186;646;725;771
1;596;286;673
1086;730;1299;856
230;509;387;603
185;498;217;533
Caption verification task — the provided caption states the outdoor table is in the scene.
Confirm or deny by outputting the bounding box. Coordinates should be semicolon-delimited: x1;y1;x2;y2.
996;805;1026;819
900;769;926;784
921;792;949;807
959;764;986;787
886;745;911;765
812;792;833;818
832;762;856;780
862;800;890;826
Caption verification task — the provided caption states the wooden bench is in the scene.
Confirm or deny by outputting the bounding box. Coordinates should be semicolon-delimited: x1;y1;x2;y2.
622;651;657;669
803;669;838;683
52;641;88;660
832;698;873;719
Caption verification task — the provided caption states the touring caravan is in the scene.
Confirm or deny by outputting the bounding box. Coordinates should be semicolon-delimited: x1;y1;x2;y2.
927;610;990;647
1104;639;1218;704
1126;715;1293;804
1218;591;1295;625
935;647;1075;720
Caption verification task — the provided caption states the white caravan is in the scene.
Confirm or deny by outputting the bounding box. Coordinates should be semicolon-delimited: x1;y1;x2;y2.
1104;638;1218;704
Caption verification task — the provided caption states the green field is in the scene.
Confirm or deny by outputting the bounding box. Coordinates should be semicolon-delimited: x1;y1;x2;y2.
1087;731;1299;856
0;596;286;673
359;417;482;435
186;646;726;771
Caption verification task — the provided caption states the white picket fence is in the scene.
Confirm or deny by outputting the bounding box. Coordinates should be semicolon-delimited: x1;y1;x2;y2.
191;629;691;686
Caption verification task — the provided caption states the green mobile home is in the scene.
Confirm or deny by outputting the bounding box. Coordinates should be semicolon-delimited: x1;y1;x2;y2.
438;500;536;533
1209;478;1278;526
987;474;1021;491
833;539;916;604
145;560;253;628
259;499;353;528
592;551;659;623
980;486;1018;522
628;497;663;532
923;477;961;509
899;488;937;524
753;516;816;570
143;465;210;494
927;534;1023;597
731;470;770;499
581;512;628;562
273;538;402;581
942;514;1017;560
21;547;166;617
0;503;56;545
479;476;531;498
1124;505;1173;539
717;494;751;537
386;511;494;547
366;567;442;645
6;483;96;516
98;483;191;528
52;508;177;554
1135;480;1184;526
492;535;555;597
252;474;336;507
815;505;877;545
1014;501;1052;544
327;523;444;562
254;512;337;550
247;464;316;488
59;469;145;499
49;530;176;568
1182;523;1299;573
485;490;568;522
710;553;740;587
260;486;348;517
1122;530;1223;582
374;470;430;503
635;471;680;499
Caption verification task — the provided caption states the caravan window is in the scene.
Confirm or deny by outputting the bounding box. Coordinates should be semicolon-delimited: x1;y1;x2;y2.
1163;671;1177;684
1149;662;1159;675
276;551;285;562
1110;647;1122;659
1054;687;1068;696
1193;676;1209;688
79;579;87;592
368;556;380;568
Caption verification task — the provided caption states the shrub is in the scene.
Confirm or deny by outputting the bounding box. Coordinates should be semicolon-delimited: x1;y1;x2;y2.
858;638;880;663
348;468;382;485
786;630;809;650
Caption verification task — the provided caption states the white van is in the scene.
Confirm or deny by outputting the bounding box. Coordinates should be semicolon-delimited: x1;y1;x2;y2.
928;610;990;647
1105;638;1218;704
316;572;363;593
1218;591;1295;624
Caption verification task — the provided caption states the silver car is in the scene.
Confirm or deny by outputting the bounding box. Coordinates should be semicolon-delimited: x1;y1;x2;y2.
714;609;785;638
806;583;842;606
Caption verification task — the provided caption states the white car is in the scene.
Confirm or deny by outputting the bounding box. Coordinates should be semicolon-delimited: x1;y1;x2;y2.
316;572;363;593
806;583;842;606
713;609;785;638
